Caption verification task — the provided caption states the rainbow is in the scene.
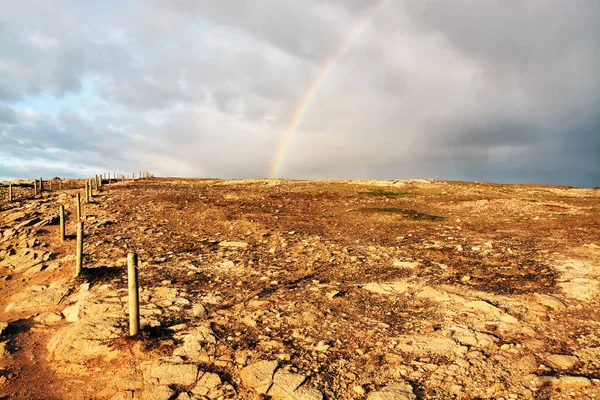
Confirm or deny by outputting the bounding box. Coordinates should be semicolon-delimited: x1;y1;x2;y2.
269;0;391;178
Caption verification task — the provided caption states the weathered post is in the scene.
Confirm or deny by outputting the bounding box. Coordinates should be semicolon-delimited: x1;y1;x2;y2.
75;221;83;277
127;252;140;336
85;181;90;203
59;205;65;242
8;184;12;202
59;180;62;190
39;177;43;192
76;192;82;221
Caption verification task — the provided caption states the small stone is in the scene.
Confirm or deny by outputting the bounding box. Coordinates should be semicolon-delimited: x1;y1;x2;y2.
516;355;538;373
546;354;578;370
218;241;248;248
353;385;366;395
393;260;420;269
0;341;8;357
461;275;471;282
192;304;207;317
62;304;81;322
314;341;330;352
534;294;566;311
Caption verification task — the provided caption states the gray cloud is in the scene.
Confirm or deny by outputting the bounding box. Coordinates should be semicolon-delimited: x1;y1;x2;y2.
0;0;598;186
0;106;17;124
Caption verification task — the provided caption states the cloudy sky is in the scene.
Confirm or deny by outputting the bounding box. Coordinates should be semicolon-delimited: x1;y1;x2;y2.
1;1;599;186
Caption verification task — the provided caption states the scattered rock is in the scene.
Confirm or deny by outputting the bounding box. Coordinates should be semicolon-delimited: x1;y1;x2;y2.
218;241;248;249
546;354;579;370
534;293;566;311
62;304;82;322
192;304;207;317
393;260;419;269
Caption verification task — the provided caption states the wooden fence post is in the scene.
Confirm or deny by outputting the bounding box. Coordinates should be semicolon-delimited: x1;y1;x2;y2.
39;177;43;192
75;221;83;277
8;184;12;202
127;252;140;336
76;193;82;221
85;181;90;203
59;205;65;242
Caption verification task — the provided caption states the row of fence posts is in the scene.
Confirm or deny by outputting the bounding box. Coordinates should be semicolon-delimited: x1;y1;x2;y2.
2;172;153;203
68;173;147;335
1;171;151;336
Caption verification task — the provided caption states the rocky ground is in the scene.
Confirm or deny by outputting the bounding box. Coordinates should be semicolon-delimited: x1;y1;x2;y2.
1;177;600;400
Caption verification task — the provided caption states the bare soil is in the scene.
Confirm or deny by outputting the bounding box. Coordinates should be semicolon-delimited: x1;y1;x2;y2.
1;178;600;399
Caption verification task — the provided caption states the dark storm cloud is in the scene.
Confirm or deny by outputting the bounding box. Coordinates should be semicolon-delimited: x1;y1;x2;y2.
0;0;598;185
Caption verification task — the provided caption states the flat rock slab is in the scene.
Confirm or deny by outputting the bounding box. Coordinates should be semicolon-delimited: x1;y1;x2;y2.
147;363;199;386
48;314;122;364
143;385;176;400
240;360;279;394
367;382;416;400
396;335;467;356
191;372;222;396
34;312;63;324
5;282;72;312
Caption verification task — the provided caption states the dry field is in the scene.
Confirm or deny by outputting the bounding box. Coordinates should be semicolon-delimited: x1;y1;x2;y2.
1;177;600;399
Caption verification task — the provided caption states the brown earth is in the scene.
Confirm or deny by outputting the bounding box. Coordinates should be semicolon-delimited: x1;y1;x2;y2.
1;177;600;399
